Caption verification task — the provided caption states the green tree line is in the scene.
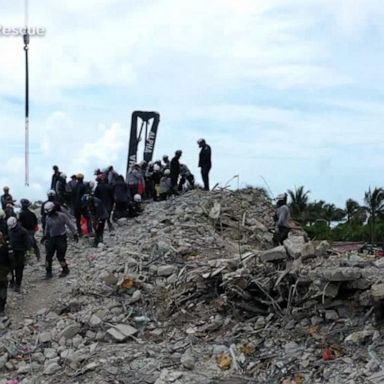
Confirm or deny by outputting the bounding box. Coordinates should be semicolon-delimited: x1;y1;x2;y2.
288;186;384;243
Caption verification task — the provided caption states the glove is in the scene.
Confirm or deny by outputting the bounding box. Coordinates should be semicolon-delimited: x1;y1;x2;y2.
73;234;79;243
40;236;46;244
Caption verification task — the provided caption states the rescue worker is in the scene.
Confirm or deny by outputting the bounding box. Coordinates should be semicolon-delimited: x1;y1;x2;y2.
106;166;119;185
159;169;172;201
41;190;58;232
127;165;142;199
273;193;290;246
7;216;30;292
72;173;88;236
162;155;170;170
66;175;77;213
113;175;129;220
4;203;16;220
41;202;78;278
170;150;182;192
197;138;212;191
18;199;40;261
178;164;195;191
152;164;162;201
50;165;61;190
1;187;13;210
0;210;7;239
82;194;108;247
55;173;67;204
94;173;114;231
0;232;12;315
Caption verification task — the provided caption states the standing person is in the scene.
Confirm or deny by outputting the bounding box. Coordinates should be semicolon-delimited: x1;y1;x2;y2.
113;175;129;220
41;190;58;232
94;173;114;231
106;166;119;185
72;173;88;236
4;203;16;220
1;187;13;210
7;217;30;292
0;232;12;315
41;202;78;278
0;210;8;239
50;165;61;190
170;150;182;192
197;139;212;191
82;195;108;247
159;169;172;201
162;155;170;171
152;164;162;201
273;193;290;246
55;173;67;205
66;175;77;213
127;165;142;199
18;199;40;261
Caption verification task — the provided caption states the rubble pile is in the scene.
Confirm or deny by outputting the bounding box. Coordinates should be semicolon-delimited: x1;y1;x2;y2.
1;188;384;384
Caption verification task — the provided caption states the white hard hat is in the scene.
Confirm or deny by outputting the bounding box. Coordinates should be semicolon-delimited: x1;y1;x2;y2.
164;169;171;176
277;193;287;201
47;189;56;197
44;201;55;213
7;217;17;229
134;194;142;202
153;164;161;172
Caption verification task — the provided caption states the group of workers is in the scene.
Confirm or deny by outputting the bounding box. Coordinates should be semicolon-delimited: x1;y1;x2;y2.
0;138;213;315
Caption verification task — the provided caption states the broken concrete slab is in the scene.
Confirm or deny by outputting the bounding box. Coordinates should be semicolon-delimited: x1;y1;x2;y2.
259;246;287;262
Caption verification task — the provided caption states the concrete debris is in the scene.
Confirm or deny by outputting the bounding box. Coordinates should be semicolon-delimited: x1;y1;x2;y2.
1;188;384;384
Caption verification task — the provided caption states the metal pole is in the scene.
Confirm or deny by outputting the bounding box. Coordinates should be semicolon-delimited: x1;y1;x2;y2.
24;0;30;186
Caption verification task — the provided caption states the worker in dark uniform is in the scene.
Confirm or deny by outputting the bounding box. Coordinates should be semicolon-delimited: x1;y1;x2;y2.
72;173;88;236
7;216;30;292
0;232;12;315
42;202;78;278
19;199;40;261
170;150;182;193
273;193;290;246
197;138;212;191
94;173;114;231
1;187;13;210
82;194;108;247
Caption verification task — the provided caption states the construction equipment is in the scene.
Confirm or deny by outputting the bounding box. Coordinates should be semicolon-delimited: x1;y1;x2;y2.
126;111;160;179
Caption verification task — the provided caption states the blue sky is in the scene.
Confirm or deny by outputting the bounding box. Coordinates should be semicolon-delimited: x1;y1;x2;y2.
0;0;384;207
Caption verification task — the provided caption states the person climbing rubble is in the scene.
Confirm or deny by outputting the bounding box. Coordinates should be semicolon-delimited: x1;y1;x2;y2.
162;155;170;171
18;199;40;261
41;202;78;279
113;175;129;220
7;216;30;292
41;190;58;232
197;138;212;191
1;186;14;210
273;193;290;246
152;163;162;201
82;194;108;247
72;173;90;236
0;232;12;316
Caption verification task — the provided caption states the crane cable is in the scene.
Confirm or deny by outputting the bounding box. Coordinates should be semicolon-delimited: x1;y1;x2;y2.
23;0;30;186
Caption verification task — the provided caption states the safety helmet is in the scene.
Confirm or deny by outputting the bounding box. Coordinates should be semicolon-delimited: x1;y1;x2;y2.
44;201;55;214
134;194;142;202
276;193;287;201
76;173;84;180
47;190;56;197
7;217;17;229
148;161;153;167
0;209;5;219
153;164;161;172
20;199;30;208
164;169;171;176
139;160;147;167
197;138;205;144
3;186;9;192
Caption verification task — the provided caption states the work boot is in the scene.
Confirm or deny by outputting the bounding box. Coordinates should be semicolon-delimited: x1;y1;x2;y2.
14;285;21;293
59;266;69;278
45;270;53;279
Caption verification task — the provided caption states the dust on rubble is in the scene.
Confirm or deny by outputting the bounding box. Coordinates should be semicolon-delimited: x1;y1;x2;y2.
0;188;383;384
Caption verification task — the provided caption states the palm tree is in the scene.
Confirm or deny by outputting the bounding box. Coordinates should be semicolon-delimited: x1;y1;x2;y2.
321;203;345;227
363;187;384;243
306;200;325;225
288;186;310;224
345;199;360;223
